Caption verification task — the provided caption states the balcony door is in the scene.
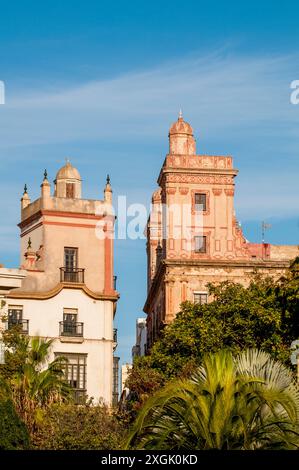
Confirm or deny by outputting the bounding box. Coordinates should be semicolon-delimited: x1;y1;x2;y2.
8;307;22;327
64;247;78;282
63;309;77;336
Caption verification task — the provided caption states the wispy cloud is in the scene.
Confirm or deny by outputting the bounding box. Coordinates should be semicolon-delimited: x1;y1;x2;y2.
1;51;299;147
0;50;298;229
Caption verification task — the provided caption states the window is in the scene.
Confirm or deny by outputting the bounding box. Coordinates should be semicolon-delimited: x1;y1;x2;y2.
194;235;207;253
66;182;75;198
62;308;80;336
113;356;119;407
56;353;87;403
8;306;23;325
7;306;29;334
63;247;78;282
194;293;208;305
195;193;207;212
64;247;78;271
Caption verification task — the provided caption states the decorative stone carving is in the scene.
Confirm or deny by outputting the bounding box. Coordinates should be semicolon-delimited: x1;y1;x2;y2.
166;174;234;185
166;187;176;195
225;189;235;196
179;187;189;195
212;188;222;196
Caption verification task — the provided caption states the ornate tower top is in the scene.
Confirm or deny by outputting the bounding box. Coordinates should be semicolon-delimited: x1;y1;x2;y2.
54;160;82;198
168;112;196;155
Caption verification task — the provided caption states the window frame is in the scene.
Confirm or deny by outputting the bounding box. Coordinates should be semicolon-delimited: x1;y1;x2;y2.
55;352;87;399
194;235;207;253
193;292;208;305
64;247;78;271
194;193;207;212
191;190;210;215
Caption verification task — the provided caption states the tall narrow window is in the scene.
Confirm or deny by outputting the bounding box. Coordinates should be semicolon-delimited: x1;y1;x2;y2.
63;308;78;336
64;247;78;282
66;182;75;198
194;293;208;305
8;306;23;329
194;235;207;253
56;353;87;404
64;247;78;270
195;193;207;211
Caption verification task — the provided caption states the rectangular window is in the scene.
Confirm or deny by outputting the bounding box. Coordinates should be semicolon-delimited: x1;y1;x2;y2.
8;306;23;325
195;193;207;212
64;247;78;271
194;293;208;305
194;235;207;253
66;183;75;198
56;353;87;404
7;306;28;334
62;308;78;336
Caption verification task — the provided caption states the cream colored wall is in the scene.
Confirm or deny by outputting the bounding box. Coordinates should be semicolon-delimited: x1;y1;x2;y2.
43;221;105;292
21;196;104;222
0;268;26;292
21;222;44;266
270;245;299;261
5;289;114;404
20;215;105;293
121;363;132;393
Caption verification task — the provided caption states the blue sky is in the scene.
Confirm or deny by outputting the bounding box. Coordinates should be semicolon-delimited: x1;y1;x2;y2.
0;0;298;365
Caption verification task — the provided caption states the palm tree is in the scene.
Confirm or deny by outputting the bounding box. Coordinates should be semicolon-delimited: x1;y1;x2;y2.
125;349;299;450
9;337;71;432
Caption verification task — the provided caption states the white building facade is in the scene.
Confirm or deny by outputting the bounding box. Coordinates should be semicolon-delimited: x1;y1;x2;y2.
4;162;119;405
132;317;147;358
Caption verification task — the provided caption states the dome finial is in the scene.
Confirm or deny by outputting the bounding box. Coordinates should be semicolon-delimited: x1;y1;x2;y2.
23;184;28;195
106;174;110;185
179;109;183;119
43;169;48;181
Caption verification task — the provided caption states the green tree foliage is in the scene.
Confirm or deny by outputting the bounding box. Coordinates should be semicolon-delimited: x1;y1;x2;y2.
276;257;299;338
126;349;299;450
125;356;165;418
0;329;71;434
145;264;299;380
32;403;124;450
126;261;299;413
0;399;30;450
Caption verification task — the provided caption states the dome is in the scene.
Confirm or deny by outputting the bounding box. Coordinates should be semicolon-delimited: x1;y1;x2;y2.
169;112;193;136
55;160;81;181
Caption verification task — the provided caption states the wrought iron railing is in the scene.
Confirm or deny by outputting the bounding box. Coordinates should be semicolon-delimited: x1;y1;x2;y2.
113;328;117;343
59;321;84;337
60;267;85;283
7;319;29;334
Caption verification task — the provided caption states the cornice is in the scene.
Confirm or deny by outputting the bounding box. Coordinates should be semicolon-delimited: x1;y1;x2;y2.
7;282;119;302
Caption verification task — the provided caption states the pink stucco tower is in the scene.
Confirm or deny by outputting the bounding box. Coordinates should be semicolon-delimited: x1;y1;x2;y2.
144;113;299;348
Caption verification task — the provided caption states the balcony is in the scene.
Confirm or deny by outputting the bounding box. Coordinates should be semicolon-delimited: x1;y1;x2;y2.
113;328;117;343
59;321;84;338
113;328;117;351
60;268;85;284
7;319;29;334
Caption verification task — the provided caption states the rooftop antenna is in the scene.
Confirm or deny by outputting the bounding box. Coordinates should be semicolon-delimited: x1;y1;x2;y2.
262;221;271;243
